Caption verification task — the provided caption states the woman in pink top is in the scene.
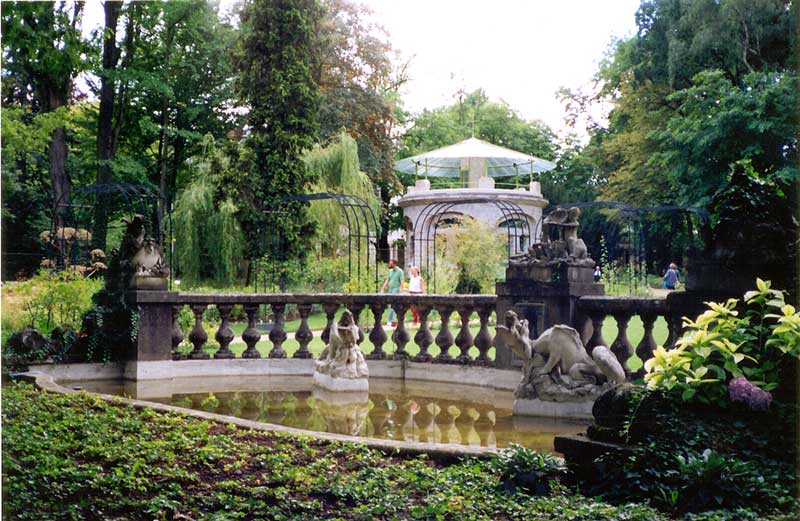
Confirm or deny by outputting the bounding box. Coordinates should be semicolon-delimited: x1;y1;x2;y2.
408;266;424;325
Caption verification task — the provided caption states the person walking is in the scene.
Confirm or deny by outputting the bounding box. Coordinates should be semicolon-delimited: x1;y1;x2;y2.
408;266;424;325
593;265;601;283
382;259;404;327
663;262;680;290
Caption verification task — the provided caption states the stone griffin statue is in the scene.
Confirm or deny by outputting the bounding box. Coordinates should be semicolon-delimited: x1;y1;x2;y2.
495;310;625;402
314;310;369;391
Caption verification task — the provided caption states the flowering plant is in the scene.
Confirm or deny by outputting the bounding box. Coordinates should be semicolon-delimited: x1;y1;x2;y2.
644;279;798;407
728;376;772;411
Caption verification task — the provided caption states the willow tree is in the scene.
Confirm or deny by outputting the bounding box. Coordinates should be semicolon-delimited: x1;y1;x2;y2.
304;132;380;247
173;138;244;284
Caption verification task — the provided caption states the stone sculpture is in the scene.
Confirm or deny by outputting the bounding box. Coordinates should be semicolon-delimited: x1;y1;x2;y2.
120;215;169;287
510;206;594;269
495;310;625;415
313;309;369;392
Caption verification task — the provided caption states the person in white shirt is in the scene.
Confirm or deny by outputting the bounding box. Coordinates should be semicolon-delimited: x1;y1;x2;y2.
408;266;424;325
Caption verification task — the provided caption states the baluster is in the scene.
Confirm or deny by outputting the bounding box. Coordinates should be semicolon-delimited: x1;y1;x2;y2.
188;304;209;359
635;313;658;378
268;303;287;358
347;303;366;345
610;312;633;375
171;305;185;361
367;303;388;360
293;303;313;359
473;305;493;366
412;305;434;363
320;303;339;345
241;305;261;359
454;306;474;364
214;304;235;359
665;312;682;348
586;310;607;349
434;306;455;363
391;302;411;359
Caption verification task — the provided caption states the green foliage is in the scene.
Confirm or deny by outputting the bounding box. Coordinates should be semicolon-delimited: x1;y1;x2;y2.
644;279;799;405
173;137;245;284
174;177;214;282
437;216;506;294
399;89;557;167
486;444;566;495
3;270;103;335
235;0;321;263
316;0;404;191
3;382;679;520
585;389;798;516
571;0;797;241
304;131;381;251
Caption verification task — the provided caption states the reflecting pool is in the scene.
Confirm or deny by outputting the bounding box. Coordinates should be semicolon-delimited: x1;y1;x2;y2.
71;377;589;453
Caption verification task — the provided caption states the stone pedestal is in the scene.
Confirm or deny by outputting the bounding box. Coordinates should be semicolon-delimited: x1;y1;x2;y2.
128;291;179;362
495;269;603;369
312;372;369;393
513;398;594;420
130;276;168;291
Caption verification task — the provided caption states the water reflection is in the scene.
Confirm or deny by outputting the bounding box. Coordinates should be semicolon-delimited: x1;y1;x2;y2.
72;377;588;452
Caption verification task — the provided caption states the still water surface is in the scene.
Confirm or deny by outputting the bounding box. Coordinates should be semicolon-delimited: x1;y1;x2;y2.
73;377;588;453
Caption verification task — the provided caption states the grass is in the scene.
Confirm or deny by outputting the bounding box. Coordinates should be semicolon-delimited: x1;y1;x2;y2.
0;383;687;520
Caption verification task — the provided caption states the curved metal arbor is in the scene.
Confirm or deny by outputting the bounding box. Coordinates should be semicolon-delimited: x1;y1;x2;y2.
412;198;533;292
48;183;170;277
255;193;381;292
545;201;710;291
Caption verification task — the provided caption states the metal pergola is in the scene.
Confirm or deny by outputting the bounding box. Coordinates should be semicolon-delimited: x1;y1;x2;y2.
412;198;532;292
255;193;381;292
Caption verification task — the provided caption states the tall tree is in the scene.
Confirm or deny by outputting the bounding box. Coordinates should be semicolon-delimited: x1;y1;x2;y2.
316;0;408;260
234;0;322;267
399;89;558;166
2;1;88;227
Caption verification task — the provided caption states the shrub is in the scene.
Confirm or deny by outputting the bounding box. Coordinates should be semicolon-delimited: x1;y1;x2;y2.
4;269;103;334
643;278;800;407
487;444;566;495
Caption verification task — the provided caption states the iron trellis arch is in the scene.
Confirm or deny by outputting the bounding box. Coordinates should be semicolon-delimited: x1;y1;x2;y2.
49;183;171;281
258;193;381;292
412;198;533;292
542;201;710;293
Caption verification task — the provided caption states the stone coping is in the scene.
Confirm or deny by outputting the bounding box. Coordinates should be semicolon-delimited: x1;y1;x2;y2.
19;371;498;462
397;187;547;208
577;295;668;313
130;292;497;306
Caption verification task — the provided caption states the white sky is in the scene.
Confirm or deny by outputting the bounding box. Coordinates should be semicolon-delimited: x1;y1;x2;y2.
360;0;641;137
82;0;641;138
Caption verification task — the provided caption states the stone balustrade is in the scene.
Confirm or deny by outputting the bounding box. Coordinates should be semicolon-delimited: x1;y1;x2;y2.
131;292;498;366
132;291;693;379
577;296;682;377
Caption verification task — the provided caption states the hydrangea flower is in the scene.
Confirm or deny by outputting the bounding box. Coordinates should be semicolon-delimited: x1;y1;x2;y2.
728;376;772;411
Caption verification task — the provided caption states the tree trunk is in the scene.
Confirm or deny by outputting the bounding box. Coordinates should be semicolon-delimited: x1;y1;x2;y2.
93;0;123;251
49;126;70;230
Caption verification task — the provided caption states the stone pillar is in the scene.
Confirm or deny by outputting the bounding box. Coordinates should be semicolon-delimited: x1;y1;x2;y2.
129;291;179;362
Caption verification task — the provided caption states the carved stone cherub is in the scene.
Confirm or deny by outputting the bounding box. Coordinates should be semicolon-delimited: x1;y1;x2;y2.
315;310;369;380
495;310;625;401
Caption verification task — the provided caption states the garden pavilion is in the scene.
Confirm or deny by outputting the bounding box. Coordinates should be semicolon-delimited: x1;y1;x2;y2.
394;137;555;269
